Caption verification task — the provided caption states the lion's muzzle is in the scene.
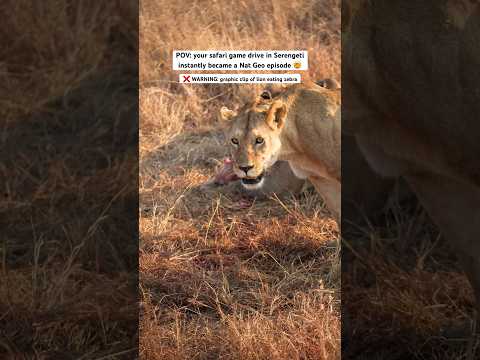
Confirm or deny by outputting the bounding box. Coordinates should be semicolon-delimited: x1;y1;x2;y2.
240;171;265;190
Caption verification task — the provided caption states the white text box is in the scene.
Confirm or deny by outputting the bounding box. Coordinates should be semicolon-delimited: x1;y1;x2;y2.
179;73;301;84
173;50;308;71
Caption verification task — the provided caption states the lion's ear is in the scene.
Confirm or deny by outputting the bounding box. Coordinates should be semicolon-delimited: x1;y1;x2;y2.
259;90;272;100
219;107;237;122
316;78;340;90
265;100;287;130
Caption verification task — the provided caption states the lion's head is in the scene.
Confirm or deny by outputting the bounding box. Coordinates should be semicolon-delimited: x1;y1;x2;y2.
219;92;287;190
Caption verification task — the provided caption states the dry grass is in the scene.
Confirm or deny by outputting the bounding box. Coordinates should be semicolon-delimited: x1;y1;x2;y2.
139;0;340;359
343;191;479;359
1;1;138;358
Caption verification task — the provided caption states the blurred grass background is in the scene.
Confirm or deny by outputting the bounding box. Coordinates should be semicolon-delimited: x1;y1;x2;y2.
1;1;139;358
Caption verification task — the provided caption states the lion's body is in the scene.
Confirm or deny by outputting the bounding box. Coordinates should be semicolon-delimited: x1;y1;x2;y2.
343;0;480;318
220;81;341;219
272;82;340;181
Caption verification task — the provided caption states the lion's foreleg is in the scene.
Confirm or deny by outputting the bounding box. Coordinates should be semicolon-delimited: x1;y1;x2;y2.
309;176;341;223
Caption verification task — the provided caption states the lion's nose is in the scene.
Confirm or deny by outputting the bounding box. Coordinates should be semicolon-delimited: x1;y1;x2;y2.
239;165;254;174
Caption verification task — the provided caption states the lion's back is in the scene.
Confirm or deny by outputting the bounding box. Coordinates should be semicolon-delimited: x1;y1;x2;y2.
343;0;480;185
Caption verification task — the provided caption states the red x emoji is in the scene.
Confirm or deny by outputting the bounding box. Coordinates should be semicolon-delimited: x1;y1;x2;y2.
182;75;191;83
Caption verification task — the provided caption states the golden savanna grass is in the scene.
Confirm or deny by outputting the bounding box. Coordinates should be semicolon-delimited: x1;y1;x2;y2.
139;0;340;359
140;0;480;359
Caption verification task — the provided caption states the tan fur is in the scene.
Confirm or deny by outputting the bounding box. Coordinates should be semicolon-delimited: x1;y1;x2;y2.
344;0;480;319
219;81;341;220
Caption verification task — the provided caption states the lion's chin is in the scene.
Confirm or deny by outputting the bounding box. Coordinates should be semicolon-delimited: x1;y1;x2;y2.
240;172;265;190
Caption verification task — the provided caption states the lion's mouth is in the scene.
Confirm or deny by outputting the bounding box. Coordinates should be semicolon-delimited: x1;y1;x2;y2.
241;172;264;185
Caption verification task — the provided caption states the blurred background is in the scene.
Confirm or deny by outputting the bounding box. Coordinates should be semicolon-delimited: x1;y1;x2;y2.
1;1;138;358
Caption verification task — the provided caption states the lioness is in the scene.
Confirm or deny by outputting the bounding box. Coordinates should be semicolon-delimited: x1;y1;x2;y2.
219;81;341;220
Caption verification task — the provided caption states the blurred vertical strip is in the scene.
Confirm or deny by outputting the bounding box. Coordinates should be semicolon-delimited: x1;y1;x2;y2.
0;0;139;358
342;0;480;358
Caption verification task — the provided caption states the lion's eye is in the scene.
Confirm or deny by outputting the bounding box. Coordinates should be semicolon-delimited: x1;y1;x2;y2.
255;137;264;144
231;138;239;145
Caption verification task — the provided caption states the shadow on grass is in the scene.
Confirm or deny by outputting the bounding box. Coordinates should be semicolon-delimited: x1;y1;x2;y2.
1;68;139;358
